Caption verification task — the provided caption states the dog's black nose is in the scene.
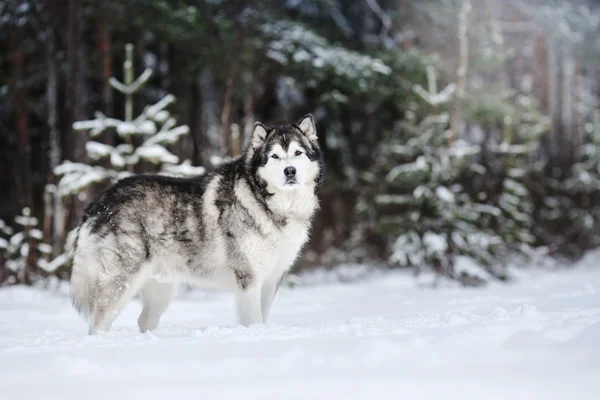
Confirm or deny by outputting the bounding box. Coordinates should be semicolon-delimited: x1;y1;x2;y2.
284;166;296;178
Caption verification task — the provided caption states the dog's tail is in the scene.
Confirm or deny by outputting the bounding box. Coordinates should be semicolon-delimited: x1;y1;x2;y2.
71;263;95;318
70;225;95;319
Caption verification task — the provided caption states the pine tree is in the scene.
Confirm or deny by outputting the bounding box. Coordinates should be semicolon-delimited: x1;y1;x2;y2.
449;1;550;265
53;43;202;197
465;89;549;262
2;208;54;285
377;66;495;285
538;110;600;256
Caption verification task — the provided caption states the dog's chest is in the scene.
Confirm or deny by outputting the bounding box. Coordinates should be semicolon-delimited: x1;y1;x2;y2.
276;219;309;260
239;218;309;275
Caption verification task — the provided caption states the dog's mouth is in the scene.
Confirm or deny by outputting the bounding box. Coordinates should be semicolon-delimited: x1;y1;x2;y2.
284;179;297;186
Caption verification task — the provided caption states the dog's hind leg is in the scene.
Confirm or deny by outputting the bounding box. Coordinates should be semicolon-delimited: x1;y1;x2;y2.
88;272;147;335
137;279;175;333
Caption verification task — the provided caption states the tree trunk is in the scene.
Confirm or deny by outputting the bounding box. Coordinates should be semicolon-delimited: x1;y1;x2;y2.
11;30;32;211
67;0;87;162
548;41;561;172
242;70;255;149
66;0;88;230
532;34;549;114
45;10;65;254
200;70;220;159
219;58;237;157
219;2;246;157
190;73;206;167
449;0;471;146
560;56;574;168
97;16;113;141
572;58;581;152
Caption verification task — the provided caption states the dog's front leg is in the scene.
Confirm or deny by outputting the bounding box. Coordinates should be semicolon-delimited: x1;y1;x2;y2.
234;269;263;326
235;287;263;326
261;272;285;323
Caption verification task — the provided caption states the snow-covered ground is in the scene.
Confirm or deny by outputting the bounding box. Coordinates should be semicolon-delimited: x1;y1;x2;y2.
1;259;600;399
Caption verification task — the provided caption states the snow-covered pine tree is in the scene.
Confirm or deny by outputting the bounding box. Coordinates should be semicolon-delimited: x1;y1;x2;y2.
377;66;498;286
465;89;549;262
446;2;550;265
54;43;203;197
1;208;54;285
540;110;600;256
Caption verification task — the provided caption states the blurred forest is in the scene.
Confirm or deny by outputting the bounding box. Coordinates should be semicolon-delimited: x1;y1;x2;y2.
2;0;600;286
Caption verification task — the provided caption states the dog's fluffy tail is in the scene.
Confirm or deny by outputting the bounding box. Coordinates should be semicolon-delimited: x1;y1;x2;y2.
71;265;94;318
70;224;96;319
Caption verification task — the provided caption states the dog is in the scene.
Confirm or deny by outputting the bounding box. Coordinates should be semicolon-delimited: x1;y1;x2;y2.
70;114;323;334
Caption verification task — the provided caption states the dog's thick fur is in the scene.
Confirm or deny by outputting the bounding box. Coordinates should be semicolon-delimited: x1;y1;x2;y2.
71;115;323;334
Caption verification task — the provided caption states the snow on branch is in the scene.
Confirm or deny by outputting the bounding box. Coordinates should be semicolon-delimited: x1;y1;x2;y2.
73;111;122;137
144;124;190;146
386;156;429;182
54;162;131;195
141;94;176;121
262;20;391;82
38;253;71;273
413;65;456;107
161;160;206;177
135;145;179;165
109;68;153;95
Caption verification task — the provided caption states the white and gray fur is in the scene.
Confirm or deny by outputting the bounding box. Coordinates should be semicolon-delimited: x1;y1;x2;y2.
71;114;324;334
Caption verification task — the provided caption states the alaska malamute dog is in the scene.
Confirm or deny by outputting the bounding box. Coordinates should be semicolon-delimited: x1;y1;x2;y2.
71;115;323;334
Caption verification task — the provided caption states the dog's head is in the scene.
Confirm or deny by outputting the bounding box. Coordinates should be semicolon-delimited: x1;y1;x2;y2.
245;114;323;195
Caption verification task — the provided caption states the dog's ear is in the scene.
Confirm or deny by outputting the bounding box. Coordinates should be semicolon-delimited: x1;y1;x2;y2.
250;122;268;150
297;114;317;141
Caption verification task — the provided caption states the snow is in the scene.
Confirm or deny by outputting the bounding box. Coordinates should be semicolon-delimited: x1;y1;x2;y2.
8;231;24;249
135;145;179;165
413;65;456;107
160;160;206;178
2;261;600;399
413;82;456;107
85;141;112;159
144;125;190;146
491;142;532;155
0;219;13;235
375;194;412;205
448;140;481;159
54;162;130;195
29;228;43;240
19;242;29;257
38;243;53;255
14;207;37;227
435;186;455;203
73;112;122;137
422;231;447;254
116;122;142;136
262;20;391;81
473;203;502;217
142;94;176;120
38;253;71;273
386;156;428;182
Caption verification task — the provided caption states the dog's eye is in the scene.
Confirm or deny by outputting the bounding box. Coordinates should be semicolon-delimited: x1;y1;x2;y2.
295;151;303;156
271;154;279;159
